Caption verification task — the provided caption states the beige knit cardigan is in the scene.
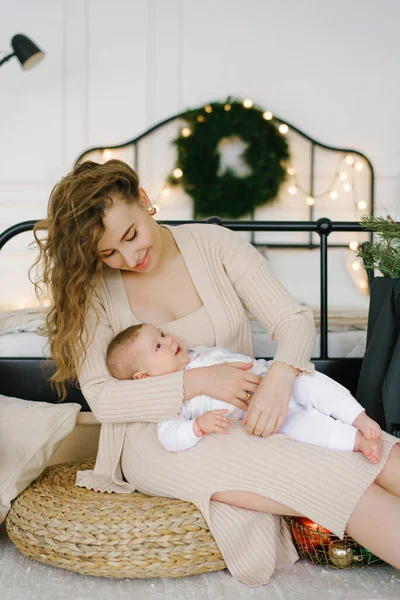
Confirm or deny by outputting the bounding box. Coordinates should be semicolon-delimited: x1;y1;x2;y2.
76;223;316;493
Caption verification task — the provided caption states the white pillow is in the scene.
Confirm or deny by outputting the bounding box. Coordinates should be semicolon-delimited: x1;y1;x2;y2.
0;394;81;524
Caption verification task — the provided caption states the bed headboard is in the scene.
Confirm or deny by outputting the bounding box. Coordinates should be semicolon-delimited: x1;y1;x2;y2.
75;100;374;249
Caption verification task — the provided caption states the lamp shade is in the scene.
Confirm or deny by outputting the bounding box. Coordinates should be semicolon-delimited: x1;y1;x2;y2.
11;34;45;70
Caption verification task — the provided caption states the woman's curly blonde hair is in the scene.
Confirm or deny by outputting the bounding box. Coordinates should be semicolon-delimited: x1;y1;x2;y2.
31;159;140;400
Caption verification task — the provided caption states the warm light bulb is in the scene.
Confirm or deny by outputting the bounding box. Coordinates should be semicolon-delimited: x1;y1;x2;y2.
352;261;361;272
103;150;112;161
173;168;183;178
306;196;315;206
263;110;273;120
345;155;354;165
339;171;348;182
161;187;171;197
329;190;339;200
224;103;231;111
182;127;192;137
197;115;205;122
288;185;298;195
354;161;364;171
287;166;296;175
343;182;352;192
279;124;289;134
357;200;367;210
243;98;253;108
204;105;213;113
359;280;368;289
349;241;359;251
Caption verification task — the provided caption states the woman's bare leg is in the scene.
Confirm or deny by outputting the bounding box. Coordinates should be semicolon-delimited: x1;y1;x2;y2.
211;483;400;569
210;490;303;516
345;483;400;568
374;444;400;497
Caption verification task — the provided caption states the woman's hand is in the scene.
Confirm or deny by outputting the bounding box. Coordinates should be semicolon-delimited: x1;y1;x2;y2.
243;361;299;437
183;363;262;411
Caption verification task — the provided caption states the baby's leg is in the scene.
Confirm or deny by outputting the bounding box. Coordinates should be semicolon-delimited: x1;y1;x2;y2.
281;404;382;462
281;403;357;451
291;370;364;425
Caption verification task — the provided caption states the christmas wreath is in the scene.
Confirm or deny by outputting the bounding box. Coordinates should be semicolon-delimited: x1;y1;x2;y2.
169;99;290;218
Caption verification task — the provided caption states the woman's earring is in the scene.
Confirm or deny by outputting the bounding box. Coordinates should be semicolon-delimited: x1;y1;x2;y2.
147;205;157;216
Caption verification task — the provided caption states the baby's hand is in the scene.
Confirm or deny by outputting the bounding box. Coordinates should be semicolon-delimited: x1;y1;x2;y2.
352;411;382;440
197;409;232;435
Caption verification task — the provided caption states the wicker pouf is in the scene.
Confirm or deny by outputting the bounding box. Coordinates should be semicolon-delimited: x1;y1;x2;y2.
5;459;226;579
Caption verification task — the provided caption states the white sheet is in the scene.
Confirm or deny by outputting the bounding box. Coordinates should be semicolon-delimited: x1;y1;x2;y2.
0;324;366;359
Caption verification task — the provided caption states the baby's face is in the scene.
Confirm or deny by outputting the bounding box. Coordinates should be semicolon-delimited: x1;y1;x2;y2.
132;324;191;376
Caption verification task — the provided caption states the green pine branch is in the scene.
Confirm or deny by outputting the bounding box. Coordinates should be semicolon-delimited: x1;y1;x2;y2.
357;215;400;279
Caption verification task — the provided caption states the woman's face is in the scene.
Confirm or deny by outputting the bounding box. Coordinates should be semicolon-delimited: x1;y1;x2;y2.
97;189;162;272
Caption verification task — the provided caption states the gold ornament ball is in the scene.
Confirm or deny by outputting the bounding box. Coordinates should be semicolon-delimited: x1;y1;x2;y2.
329;541;359;568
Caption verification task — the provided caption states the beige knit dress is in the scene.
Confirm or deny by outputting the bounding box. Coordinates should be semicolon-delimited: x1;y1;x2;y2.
76;223;399;587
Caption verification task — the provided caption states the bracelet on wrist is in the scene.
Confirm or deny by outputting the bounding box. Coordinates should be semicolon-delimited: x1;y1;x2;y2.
195;417;206;436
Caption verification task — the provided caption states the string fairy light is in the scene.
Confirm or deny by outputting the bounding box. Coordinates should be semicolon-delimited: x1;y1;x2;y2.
163;101;370;233
173;168;183;178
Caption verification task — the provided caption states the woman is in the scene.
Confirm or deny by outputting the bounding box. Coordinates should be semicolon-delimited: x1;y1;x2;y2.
33;159;400;586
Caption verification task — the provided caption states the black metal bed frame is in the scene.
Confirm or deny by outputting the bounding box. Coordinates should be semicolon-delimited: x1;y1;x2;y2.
0;217;369;410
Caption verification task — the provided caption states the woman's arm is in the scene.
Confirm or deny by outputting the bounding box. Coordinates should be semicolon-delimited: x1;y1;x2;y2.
217;225;316;375
78;291;185;424
215;226;316;436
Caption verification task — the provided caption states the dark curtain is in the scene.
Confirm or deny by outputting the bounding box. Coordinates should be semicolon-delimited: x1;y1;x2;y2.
356;277;400;435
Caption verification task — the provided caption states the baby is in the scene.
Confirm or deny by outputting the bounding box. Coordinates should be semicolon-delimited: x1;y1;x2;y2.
106;323;382;463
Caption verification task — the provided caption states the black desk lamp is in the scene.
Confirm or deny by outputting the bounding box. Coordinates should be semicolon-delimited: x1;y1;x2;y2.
0;34;45;71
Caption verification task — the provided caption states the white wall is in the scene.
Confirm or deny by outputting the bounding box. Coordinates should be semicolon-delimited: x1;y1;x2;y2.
0;0;399;308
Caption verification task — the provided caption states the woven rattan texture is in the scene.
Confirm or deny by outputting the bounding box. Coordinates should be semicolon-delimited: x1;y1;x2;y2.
5;459;225;579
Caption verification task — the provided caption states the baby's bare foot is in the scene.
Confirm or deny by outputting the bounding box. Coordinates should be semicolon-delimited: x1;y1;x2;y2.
355;431;382;464
352;411;382;440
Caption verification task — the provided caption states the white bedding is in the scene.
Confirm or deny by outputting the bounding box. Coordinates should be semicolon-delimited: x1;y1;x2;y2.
0;320;367;359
